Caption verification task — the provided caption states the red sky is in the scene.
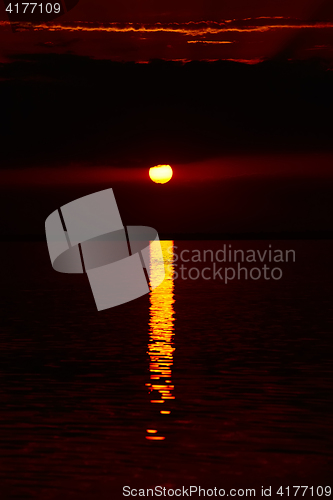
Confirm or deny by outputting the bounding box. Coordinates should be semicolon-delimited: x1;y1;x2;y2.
1;0;333;238
1;0;333;62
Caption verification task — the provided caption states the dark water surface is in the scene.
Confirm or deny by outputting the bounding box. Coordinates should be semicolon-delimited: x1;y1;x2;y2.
0;240;332;499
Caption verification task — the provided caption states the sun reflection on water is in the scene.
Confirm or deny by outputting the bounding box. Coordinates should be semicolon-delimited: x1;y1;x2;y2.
146;241;175;440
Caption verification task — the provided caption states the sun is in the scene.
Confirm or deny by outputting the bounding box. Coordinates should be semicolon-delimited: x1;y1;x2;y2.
149;165;173;184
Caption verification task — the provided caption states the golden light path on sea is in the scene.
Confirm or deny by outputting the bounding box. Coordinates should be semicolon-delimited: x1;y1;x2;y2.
146;241;175;441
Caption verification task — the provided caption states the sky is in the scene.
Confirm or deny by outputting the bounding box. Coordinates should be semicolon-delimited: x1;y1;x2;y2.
1;0;333;237
1;0;333;62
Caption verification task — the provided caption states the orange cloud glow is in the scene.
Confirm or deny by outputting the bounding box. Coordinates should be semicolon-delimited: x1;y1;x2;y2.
1;18;333;35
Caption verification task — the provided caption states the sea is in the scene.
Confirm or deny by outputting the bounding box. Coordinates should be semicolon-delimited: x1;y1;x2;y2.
0;240;332;499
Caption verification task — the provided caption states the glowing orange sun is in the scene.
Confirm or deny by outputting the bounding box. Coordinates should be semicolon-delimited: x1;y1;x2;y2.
149;165;173;184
